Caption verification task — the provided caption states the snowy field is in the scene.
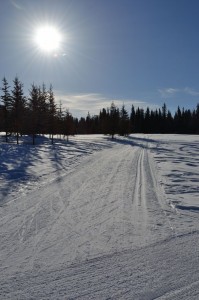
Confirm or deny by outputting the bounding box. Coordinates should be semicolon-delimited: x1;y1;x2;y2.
0;134;198;299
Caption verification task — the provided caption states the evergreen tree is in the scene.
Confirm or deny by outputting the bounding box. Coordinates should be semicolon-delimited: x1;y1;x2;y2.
167;110;173;133
39;83;48;134
1;77;12;142
134;107;144;132
161;103;167;133
162;103;167;119
64;109;74;141
119;104;130;136
144;107;151;133
150;110;158;133
77;117;87;134
99;108;109;134
86;112;92;134
56;100;64;138
195;104;199;133
0;104;4;132
130;105;135;132
28;84;40;144
91;115;100;134
174;106;182;133
11;77;26;144
108;102;119;139
47;84;57;144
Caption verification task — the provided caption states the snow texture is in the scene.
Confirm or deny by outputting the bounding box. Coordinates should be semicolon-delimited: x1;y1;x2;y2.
0;134;198;299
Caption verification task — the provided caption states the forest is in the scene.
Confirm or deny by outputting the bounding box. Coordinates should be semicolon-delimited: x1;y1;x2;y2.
0;76;199;144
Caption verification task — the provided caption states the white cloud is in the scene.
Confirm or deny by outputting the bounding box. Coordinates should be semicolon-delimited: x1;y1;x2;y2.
184;87;199;96
159;87;199;98
158;88;180;98
54;91;159;118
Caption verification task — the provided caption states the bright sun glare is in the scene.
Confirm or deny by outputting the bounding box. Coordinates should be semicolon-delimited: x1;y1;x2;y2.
34;25;61;53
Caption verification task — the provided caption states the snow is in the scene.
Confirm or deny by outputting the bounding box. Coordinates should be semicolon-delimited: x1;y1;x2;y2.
0;134;199;299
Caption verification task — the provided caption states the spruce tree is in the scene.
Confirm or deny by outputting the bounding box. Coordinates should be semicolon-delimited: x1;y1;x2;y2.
39;83;48;134
130;105;135;133
99;108;109;134
1;77;12;142
64;109;74;141
28;84;39;144
144;107;151;133
11;77;26;144
108;102;119;139
47;84;57;144
119;104;129;136
57;101;64;138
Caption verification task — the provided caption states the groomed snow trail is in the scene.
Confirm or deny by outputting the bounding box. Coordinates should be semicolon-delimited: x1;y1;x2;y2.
0;136;198;299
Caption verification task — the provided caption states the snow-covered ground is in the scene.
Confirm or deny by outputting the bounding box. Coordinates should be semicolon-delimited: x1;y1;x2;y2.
0;134;198;299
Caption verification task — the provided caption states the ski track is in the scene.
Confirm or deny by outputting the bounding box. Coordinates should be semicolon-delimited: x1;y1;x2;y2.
0;135;199;299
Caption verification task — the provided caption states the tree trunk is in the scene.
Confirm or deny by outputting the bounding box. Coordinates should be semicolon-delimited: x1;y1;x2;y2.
16;132;19;144
32;134;35;145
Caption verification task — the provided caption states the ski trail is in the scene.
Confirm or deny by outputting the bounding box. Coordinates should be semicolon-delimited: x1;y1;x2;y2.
0;142;174;274
132;148;148;232
1;136;199;299
146;149;177;235
131;145;174;245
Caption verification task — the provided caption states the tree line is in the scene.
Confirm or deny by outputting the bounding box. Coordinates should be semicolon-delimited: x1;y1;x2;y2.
78;102;199;136
0;77;199;144
0;77;75;144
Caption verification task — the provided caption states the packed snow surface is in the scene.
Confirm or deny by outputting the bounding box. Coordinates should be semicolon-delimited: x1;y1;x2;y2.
0;134;198;299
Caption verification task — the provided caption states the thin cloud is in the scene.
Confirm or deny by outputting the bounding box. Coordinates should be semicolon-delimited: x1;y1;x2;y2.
184;87;199;96
158;88;180;98
159;87;199;98
54;91;158;118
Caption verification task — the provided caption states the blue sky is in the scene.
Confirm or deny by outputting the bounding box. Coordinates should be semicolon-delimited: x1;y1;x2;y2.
1;0;199;117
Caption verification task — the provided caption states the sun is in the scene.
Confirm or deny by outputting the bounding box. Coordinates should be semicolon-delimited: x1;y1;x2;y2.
34;25;62;53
